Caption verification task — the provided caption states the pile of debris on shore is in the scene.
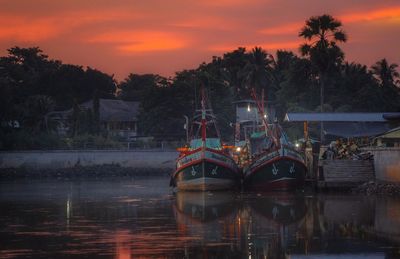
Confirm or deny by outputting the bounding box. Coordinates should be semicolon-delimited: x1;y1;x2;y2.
0;164;171;179
321;139;374;160
352;181;400;196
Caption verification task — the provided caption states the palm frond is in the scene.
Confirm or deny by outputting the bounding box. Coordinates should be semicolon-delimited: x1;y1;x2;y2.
299;43;311;56
334;30;348;42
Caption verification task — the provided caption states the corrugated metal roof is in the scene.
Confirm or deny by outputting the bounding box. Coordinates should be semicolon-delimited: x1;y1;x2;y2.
324;122;390;137
284;112;400;122
375;126;400;138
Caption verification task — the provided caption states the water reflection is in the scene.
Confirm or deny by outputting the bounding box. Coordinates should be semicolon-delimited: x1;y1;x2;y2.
240;193;307;258
173;191;243;258
0;178;399;258
374;197;400;244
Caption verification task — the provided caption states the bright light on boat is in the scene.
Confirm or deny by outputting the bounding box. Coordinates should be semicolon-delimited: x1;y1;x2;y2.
263;114;267;118
247;104;251;112
295;143;300;148
236;147;241;152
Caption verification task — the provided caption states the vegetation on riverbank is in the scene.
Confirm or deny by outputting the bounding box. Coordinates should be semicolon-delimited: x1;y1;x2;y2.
1;14;399;149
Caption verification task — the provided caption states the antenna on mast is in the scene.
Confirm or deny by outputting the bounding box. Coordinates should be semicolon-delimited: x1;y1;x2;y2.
205;90;221;140
250;88;269;133
201;85;206;144
251;88;280;148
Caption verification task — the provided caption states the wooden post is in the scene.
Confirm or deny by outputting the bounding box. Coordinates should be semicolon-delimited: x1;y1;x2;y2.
303;121;309;141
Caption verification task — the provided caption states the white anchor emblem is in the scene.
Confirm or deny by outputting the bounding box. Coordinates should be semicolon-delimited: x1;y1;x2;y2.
191;166;197;176
272;164;278;175
211;166;218;175
290;163;295;174
272;206;279;219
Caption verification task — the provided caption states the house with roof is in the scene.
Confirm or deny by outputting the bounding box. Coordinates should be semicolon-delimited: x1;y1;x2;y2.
52;99;140;140
374;127;400;147
80;99;139;139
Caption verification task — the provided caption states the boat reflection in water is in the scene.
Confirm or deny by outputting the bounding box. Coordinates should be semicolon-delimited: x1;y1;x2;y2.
239;193;308;258
172;191;309;258
173;191;244;258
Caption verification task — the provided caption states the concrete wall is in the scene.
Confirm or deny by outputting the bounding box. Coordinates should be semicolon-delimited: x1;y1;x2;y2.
367;148;400;183
0;150;179;169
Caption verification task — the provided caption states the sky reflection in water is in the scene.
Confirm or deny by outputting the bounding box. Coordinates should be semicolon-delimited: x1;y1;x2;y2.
0;177;399;258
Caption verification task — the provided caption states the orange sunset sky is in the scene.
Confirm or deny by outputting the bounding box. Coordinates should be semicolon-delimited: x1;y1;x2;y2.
1;0;399;81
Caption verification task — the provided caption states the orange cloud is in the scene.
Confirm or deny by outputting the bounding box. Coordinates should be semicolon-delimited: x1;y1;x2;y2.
1;0;399;80
0;9;140;42
170;16;239;30
259;41;300;50
258;6;400;38
87;31;189;53
199;0;264;6
259;22;303;35
340;7;400;23
0;15;62;41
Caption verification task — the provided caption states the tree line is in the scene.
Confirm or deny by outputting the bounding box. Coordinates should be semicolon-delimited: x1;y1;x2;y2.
0;14;399;149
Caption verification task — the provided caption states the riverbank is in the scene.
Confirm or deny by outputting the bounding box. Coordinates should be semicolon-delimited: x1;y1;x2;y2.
2;165;400;197
0;149;178;169
0;164;172;180
352;181;400;196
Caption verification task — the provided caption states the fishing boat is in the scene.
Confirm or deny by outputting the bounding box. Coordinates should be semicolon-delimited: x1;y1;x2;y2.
242;89;306;191
170;88;241;191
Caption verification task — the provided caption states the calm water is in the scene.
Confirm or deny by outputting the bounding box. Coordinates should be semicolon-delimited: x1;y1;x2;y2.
0;177;400;259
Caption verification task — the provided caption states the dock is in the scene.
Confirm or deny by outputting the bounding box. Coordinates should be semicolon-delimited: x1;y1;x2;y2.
316;160;375;189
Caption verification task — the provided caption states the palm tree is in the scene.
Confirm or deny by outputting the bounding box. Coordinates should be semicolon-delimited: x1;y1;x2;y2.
299;14;347;142
299;15;347;52
221;47;249;99
240;47;274;96
371;59;400;111
371;58;399;88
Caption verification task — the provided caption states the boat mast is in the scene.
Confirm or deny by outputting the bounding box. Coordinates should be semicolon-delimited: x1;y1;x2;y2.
250;88;280;148
250;88;270;134
206;93;221;140
201;86;207;147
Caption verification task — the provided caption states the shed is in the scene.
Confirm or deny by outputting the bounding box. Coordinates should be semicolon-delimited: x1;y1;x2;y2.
284;112;400;138
284;112;400;122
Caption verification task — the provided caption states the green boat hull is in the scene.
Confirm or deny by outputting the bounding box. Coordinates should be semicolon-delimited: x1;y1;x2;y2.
243;156;306;191
173;159;240;191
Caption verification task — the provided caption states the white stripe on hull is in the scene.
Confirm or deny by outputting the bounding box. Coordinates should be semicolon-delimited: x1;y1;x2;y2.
269;177;297;183
177;150;237;172
176;177;237;191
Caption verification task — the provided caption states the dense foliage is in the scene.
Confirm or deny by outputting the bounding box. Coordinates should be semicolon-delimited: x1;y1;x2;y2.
1;15;399;149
